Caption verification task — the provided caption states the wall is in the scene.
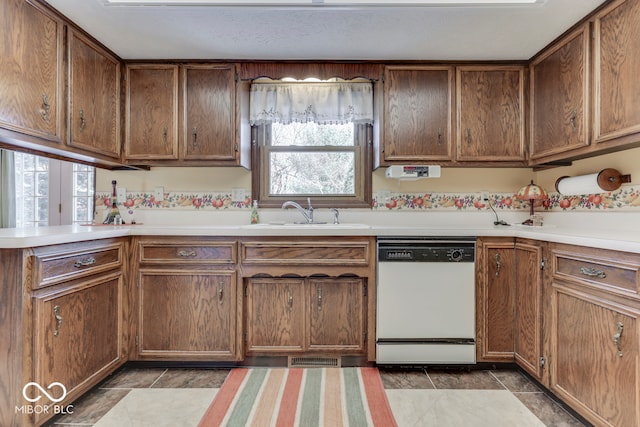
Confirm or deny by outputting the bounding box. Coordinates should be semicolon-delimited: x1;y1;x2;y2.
96;147;640;225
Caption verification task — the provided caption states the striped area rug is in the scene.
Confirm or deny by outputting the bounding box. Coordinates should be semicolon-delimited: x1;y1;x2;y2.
198;367;397;427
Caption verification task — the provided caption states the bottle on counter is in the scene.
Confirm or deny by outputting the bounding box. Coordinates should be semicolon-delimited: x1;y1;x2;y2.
103;180;123;225
250;200;260;224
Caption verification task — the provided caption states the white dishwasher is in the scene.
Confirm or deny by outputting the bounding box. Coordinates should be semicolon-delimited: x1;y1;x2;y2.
376;237;476;364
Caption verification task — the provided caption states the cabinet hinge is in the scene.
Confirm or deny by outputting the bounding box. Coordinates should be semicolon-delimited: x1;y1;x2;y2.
234;142;239;152
540;356;546;369
244;284;248;297
363;284;368;297
540;257;546;270
234;72;239;82
381;143;385;153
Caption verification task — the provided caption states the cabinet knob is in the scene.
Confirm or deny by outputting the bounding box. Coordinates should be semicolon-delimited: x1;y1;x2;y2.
495;253;501;276
613;321;624;357
569;109;577;132
79;108;86;132
192;127;198;146
40;94;51;121
218;282;224;305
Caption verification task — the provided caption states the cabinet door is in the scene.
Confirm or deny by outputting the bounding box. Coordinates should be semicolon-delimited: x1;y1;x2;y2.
245;278;305;353
182;64;237;161
0;0;64;141
383;65;453;162
308;278;366;353
476;239;515;362
68;29;121;159
125;64;179;160
550;284;640;427
530;24;590;162
32;274;123;418
457;66;525;161
515;241;544;381
138;270;237;359
593;0;640;144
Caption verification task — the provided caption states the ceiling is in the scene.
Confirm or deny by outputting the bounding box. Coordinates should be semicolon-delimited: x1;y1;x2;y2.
44;0;607;61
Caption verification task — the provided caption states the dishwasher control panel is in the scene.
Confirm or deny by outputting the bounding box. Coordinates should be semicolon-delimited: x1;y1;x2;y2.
378;238;475;263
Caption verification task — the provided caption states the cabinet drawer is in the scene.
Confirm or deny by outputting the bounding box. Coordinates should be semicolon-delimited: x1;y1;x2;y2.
241;240;371;265
139;241;236;264
551;244;640;297
32;241;124;289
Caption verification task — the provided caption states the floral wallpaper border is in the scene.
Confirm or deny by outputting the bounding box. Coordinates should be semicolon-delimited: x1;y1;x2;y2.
96;186;640;213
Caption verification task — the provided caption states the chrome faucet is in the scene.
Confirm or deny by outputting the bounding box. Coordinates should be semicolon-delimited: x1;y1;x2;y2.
282;197;314;223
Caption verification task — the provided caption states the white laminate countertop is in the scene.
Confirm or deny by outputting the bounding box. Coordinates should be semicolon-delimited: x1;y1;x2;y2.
1;220;639;254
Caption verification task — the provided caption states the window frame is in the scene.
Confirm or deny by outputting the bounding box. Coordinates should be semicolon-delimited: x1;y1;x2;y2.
251;122;372;208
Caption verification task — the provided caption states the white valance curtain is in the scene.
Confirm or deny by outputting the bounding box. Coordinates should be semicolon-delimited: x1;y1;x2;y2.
249;81;374;125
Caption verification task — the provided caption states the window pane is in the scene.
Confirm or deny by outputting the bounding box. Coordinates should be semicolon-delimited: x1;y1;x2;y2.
269;151;355;195
271;122;354;147
72;163;95;224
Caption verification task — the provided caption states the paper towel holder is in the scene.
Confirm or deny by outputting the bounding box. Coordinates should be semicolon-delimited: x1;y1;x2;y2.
555;168;631;194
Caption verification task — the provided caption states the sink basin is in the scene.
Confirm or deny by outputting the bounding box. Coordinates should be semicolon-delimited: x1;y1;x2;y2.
241;223;371;229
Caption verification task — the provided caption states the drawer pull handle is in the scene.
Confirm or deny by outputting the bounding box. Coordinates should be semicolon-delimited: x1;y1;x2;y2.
74;256;96;268
193;127;198;146
579;267;606;279
53;305;62;337
317;286;322;310
569;109;577;131
288;287;294;310
495;253;501;277
177;249;196;257
79;108;86;131
40;94;51;121
613;321;624;357
218;283;224;305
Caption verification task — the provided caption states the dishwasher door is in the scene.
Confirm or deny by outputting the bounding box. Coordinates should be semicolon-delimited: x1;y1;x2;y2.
376;241;476;364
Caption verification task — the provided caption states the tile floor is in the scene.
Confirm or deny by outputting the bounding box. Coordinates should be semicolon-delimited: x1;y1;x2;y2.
45;367;590;427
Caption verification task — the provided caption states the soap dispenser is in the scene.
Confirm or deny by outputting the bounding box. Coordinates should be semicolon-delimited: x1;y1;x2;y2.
250;200;260;224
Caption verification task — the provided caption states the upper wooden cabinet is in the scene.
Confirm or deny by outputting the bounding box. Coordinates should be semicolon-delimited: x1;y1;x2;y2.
68;29;121;160
0;0;64;142
381;65;453;163
456;66;526;162
125;64;180;161
593;0;640;145
182;64;237;161
125;63;243;165
529;24;590;163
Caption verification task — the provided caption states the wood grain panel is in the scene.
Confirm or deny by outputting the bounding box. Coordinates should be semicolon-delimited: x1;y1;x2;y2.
139;270;236;358
530;24;590;161
308;278;365;353
238;62;382;81
457;66;525;161
241;241;370;265
383;65;453;161
32;274;123;413
0;0;64;141
139;241;236;264
182;64;236;161
551;284;639;427
245;278;305;353
125;64;179;159
32;240;124;289
594;0;640;142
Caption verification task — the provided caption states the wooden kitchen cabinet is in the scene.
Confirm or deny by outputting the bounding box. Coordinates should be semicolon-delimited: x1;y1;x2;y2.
125;63;243;165
67;28;121;160
548;243;640;427
381;65;453;163
593;0;640;146
137;270;237;359
29;239;127;426
133;237;240;361
529;24;590;163
476;237;516;362
244;277;367;355
0;0;64;142
456;66;526;162
125;64;179;160
245;277;306;353
514;239;546;382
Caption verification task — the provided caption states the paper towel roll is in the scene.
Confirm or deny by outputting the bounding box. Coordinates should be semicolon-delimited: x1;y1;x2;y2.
555;168;630;195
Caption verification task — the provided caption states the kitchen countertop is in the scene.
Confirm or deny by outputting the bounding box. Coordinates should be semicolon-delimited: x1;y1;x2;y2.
1;221;639;254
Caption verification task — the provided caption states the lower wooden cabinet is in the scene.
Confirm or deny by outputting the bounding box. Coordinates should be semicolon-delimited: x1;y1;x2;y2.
514;239;545;382
136;270;238;360
244;277;367;356
31;274;124;423
476;237;516;362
